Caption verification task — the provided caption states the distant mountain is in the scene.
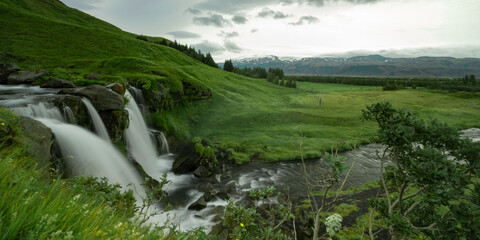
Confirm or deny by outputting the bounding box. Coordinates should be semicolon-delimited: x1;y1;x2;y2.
227;55;480;78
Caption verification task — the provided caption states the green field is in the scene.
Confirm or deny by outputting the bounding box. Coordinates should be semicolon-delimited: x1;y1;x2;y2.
156;81;480;162
1;0;480;163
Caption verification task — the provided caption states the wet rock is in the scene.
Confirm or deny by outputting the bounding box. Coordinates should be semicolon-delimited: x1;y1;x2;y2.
50;95;91;129
172;153;199;173
106;82;126;96
20;117;54;175
193;166;210;178
58;85;124;111
197;182;213;193
41;77;75;88
7;70;49;84
215;191;230;200
0;63;20;84
188;196;207;210
85;73;101;80
98;109;129;142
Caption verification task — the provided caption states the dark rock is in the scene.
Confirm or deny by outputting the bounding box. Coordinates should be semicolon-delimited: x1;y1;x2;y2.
193;166;210;178
0;63;20;84
215;191;230;200
85;73;101;80
106;83;126;96
188;196;207;210
197;182;213;193
172;152;199;173
209;222;224;235
50;95;91;129
58;85;124;111
41;77;75;88
98;109;129;142
20;117;54;175
7;70;49;84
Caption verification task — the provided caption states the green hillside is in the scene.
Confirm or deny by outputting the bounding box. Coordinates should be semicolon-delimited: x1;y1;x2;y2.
1;0;480;162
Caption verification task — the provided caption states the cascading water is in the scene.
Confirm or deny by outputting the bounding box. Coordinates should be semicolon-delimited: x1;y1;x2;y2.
81;98;111;142
38;118;146;200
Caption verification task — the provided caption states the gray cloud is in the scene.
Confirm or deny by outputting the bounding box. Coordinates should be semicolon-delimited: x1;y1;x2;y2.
192;41;225;54
232;15;248;24
167;31;201;39
61;0;99;10
185;7;202;15
251;29;259;33
298;0;384;7
219;31;240;38
257;7;290;19
194;0;277;13
193;14;232;27
289;15;319;25
224;40;243;53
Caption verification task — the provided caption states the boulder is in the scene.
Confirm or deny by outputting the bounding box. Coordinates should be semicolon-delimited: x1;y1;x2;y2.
85;73;101;80
172;153;199;174
7;70;49;84
106;82;126;96
188;196;207;210
193;166;210;178
58;85;124;111
0;63;20;84
98;109;129;142
215;191;230;201
41;77;75;88
20;117;54;172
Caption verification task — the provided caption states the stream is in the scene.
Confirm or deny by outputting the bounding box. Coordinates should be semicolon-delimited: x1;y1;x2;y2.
1;84;479;232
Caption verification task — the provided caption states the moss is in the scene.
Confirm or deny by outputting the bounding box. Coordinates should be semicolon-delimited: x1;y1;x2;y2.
99;109;129;143
334;203;358;218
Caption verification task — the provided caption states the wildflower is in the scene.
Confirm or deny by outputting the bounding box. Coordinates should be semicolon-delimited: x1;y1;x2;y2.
240;223;244;227
1;122;5;125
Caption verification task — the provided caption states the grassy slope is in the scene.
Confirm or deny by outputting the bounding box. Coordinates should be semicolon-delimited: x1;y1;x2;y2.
1;0;480;163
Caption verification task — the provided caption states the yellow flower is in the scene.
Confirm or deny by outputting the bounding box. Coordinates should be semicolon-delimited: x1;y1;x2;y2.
1;122;4;126
240;223;244;227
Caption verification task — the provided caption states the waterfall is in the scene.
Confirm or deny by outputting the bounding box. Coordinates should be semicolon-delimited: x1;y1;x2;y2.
63;106;77;124
124;90;170;178
129;87;146;116
159;131;170;154
12;102;65;121
81;98;111;142
38;118;146;200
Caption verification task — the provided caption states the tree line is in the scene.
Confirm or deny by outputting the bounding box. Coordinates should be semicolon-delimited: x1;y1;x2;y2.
136;35;218;68
223;59;296;88
286;74;479;92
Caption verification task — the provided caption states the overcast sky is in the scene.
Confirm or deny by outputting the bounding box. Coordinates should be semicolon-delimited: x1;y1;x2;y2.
61;0;480;61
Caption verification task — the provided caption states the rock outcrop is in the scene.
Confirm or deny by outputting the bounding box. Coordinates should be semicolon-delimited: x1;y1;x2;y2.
41;77;75;88
106;82;126;96
20;117;54;175
58;85;124;111
7;70;49;84
0;63;20;84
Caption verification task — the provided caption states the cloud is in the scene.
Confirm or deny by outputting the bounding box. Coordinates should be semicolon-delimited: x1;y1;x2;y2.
167;31;201;39
257;8;290;19
232;15;248;24
298;0;384;7
251;29;259;33
194;0;277;13
185;7;202;15
61;0;100;10
224;40;243;53
289;15;319;25
192;41;225;54
193;14;232;27
219;31;240;38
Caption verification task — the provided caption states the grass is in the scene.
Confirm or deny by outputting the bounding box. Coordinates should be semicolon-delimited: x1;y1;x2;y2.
2;0;480;164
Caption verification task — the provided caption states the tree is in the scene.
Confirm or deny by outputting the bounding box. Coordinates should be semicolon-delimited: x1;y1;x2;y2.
363;102;480;240
223;59;234;72
470;74;476;86
204;53;218;68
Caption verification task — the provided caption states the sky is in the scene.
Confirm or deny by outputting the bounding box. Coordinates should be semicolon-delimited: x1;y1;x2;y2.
61;0;480;61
